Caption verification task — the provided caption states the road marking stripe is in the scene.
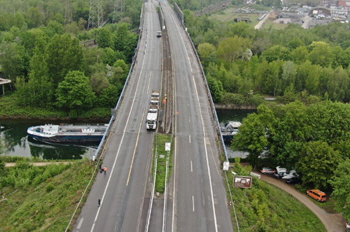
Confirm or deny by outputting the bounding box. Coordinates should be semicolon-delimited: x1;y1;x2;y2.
192;196;195;212
126;110;145;186
77;218;83;229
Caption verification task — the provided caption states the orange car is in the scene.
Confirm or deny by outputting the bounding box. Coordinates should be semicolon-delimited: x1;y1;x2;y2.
306;189;327;202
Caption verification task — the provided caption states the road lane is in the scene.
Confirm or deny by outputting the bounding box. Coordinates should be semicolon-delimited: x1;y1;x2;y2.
73;1;162;231
160;2;233;232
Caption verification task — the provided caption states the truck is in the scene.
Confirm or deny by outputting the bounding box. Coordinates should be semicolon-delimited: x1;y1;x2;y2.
146;105;158;130
150;90;160;108
146;90;160;130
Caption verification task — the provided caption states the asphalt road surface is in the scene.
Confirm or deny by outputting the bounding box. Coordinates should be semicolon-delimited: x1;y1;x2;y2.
161;2;234;232
73;1;162;231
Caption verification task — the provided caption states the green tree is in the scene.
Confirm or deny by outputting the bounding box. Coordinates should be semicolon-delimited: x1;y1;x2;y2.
96;27;113;48
231;104;275;168
0;42;26;81
97;84;120;107
197;42;216;68
261;45;291;63
307;41;334;68
216;36;251;63
269;101;310;168
206;75;223;103
26;7;44;29
297;141;341;189
329;159;350;221
46;34;85;86
90;71;109;95
55;71;96;117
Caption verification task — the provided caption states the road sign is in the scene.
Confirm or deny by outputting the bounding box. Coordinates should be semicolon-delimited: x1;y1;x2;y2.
223;161;229;171
233;176;252;188
165;142;171;151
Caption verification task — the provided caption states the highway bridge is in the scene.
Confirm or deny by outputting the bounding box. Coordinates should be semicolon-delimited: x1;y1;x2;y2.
72;0;233;231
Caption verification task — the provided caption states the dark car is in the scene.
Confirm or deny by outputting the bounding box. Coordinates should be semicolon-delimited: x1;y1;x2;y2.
285;178;300;184
260;167;276;174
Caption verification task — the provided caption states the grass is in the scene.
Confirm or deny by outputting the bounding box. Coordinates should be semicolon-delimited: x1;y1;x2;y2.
0;159;95;231
154;133;172;193
0;92;110;120
207;6;288;30
226;162;327;232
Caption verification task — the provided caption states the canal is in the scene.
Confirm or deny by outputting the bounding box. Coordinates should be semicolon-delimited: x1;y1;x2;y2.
0;109;255;160
0;120;105;160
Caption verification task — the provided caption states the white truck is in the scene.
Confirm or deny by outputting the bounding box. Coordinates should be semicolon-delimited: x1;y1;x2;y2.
146;105;158;130
146;90;160;130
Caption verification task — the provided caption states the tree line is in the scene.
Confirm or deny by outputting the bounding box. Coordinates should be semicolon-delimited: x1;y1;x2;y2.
184;11;350;106
0;0;141;118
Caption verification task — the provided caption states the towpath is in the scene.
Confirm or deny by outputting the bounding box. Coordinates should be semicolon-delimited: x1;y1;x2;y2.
258;173;345;232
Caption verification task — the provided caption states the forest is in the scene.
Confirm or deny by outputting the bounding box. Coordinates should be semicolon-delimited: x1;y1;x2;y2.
0;0;141;118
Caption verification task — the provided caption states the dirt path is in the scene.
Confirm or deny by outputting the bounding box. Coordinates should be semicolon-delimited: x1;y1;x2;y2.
5;162;72;167
259;173;345;232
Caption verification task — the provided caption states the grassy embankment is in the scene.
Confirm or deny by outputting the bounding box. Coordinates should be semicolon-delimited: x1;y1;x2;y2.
0;157;95;231
208;5;288;30
227;160;326;232
154;133;172;193
0;93;110;120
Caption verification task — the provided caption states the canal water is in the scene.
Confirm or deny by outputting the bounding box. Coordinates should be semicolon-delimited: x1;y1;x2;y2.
0;120;105;160
0;109;255;160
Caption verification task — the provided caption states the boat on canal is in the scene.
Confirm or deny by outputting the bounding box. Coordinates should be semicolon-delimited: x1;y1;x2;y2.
220;121;242;143
27;124;108;144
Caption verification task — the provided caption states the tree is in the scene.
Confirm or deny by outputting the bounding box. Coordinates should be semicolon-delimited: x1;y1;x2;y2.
269;101;310;168
297;141;341;189
46;34;85;86
97;84;120;107
90;71;109;95
26;7;44;29
197;42;216;68
96;27;113;48
329;159;350;221
206;75;223;103
0;42;26;81
231;104;275;168
55;71;96;117
216;36;251;63
307;41;334;68
261;45;291;63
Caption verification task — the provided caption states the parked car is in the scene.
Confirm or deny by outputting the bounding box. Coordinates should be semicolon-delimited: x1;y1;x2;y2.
306;189;327;202
285;177;300;184
281;170;299;180
260;167;276;174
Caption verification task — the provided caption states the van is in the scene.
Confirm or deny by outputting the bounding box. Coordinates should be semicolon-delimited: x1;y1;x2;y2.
306;189;327;202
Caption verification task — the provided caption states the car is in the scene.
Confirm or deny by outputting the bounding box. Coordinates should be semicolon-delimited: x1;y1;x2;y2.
306;189;327;202
260;167;276;174
156;31;162;37
285;177;300;184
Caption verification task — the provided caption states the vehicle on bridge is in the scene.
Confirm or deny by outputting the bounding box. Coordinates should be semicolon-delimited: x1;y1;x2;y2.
146;90;160;130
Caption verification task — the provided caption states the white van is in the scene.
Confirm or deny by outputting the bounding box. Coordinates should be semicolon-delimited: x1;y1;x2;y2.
282;170;298;179
274;166;287;179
